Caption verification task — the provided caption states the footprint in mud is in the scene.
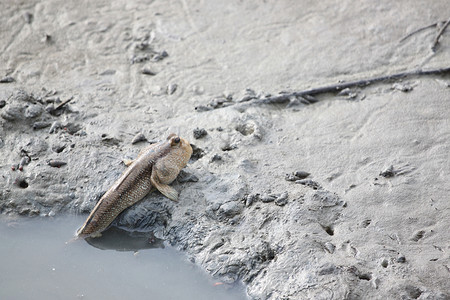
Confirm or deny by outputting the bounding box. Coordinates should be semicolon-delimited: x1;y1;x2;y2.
379;163;416;178
235;120;263;140
361;219;371;228
320;224;334;236
410;230;426;242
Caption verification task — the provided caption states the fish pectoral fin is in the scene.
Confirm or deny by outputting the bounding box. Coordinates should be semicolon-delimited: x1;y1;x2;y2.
151;177;179;202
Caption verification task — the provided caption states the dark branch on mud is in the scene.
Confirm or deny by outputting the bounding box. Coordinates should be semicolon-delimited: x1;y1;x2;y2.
398;18;450;52
432;17;450;52
196;67;450;111
243;67;450;106
399;21;444;43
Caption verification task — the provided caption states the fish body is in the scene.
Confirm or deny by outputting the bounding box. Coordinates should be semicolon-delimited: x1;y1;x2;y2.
77;134;192;238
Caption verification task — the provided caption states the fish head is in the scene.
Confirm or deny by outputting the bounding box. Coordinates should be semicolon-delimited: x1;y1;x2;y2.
166;133;193;162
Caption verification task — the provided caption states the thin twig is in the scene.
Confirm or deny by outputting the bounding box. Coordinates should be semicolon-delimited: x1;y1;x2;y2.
54;96;74;110
399;22;441;43
243;67;450;107
431;17;450;52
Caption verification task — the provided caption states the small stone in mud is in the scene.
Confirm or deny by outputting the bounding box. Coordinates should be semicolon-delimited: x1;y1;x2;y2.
42;34;51;43
210;154;222;162
160;50;168;58
338;88;358;98
101;134;121;146
151;51;168;62
193;128;207;139
324;242;336;254
52;144;66;153
397;254;406;263
130;54;149;64
45;104;55;113
221;143;236;151
99;69;116;76
141;68;156;76
285;170;310;181
246;193;260;207
392;82;413;92
18;156;31;170
275;192;288;206
295;171;311;179
295;179;321;189
209;97;232;109
64;123;82;135
0;76;15;83
318;263;340;275
131;133;147;144
380;165;395;178
195;105;212;112
23;12;33;24
218;201;243;219
261;193;276;203
32;121;51;130
48;160;67;168
167;83;178;95
48;121;61;134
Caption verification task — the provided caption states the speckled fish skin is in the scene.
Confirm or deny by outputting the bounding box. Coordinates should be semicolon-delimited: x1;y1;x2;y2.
76;134;192;238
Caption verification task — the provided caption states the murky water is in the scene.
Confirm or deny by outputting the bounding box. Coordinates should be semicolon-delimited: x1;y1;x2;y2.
0;216;247;300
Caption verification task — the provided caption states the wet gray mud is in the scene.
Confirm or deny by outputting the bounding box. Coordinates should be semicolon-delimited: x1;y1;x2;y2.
0;216;247;300
1;1;450;299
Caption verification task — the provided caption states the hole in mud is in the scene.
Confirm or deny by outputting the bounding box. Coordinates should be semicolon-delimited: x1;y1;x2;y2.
235;123;254;136
190;144;205;161
358;273;372;281
322;225;334;236
405;285;422;299
17;179;29;189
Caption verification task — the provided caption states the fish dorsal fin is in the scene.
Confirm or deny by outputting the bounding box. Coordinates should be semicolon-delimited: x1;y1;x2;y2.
113;155;157;192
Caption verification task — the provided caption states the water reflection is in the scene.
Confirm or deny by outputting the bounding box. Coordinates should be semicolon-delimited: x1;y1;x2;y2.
85;226;164;251
0;215;248;300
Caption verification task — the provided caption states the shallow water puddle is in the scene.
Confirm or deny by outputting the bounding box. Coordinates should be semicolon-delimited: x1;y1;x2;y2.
0;216;247;300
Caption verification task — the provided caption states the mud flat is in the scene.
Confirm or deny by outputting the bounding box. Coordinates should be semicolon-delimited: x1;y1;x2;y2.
1;1;450;299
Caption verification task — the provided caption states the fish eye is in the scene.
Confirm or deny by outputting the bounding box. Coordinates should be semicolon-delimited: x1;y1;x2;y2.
174;137;180;144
